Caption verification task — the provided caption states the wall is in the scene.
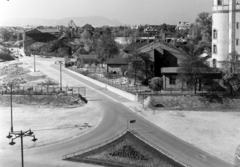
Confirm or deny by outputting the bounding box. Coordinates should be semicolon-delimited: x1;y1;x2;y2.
66;68;136;101
212;12;229;65
162;74;183;90
107;65;123;74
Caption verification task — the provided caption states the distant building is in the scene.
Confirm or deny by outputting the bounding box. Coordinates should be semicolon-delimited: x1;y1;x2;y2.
23;28;60;48
68;20;79;37
144;26;158;36
175;22;191;31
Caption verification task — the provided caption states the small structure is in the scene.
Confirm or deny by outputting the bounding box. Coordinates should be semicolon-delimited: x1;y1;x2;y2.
75;54;99;68
105;54;128;74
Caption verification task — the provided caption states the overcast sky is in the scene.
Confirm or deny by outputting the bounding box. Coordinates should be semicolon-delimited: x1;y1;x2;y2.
0;0;212;25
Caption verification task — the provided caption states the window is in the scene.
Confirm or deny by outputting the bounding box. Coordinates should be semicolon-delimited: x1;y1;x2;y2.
213;44;217;54
213;59;217;68
169;76;176;85
237;22;239;29
213;29;218;39
218;0;222;5
236;39;239;46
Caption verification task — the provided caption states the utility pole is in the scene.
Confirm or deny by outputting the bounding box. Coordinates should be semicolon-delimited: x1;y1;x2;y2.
10;84;13;132
34;54;36;72
55;61;64;91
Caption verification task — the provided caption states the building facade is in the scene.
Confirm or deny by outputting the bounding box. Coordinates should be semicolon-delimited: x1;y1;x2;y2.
212;0;240;67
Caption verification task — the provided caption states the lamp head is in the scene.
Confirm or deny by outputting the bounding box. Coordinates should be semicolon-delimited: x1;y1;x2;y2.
28;130;34;135
9;139;15;146
32;135;38;142
6;132;12;139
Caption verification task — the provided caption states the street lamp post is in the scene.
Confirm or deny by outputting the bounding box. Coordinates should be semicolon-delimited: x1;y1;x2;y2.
7;129;37;167
55;61;64;91
34;54;36;72
10;85;13;132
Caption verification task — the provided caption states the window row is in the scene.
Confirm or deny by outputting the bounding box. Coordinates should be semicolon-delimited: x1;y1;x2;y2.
213;24;239;39
213;39;239;54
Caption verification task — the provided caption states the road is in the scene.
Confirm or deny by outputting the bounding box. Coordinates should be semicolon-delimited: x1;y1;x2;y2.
0;56;233;167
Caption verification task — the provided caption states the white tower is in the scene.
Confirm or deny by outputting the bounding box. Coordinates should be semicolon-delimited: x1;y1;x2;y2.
212;0;240;67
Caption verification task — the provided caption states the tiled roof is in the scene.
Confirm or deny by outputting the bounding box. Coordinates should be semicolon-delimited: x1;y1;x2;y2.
77;54;98;60
138;40;186;59
37;29;60;33
105;57;128;65
123;40;154;53
106;51;128;65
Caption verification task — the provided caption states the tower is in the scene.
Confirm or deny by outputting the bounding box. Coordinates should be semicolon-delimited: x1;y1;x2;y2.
212;0;240;67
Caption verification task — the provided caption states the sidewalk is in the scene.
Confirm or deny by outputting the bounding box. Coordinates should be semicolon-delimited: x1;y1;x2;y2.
50;64;132;103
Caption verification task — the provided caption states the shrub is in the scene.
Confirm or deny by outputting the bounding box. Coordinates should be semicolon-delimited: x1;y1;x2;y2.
149;77;163;91
0;52;15;61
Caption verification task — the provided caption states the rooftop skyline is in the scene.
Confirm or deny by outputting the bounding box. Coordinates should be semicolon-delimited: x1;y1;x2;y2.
0;0;212;26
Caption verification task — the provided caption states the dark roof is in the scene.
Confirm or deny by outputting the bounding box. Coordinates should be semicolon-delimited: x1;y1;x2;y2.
77;54;98;60
82;24;95;31
105;57;128;65
37;28;60;33
138;40;186;59
106;52;128;65
123;40;154;53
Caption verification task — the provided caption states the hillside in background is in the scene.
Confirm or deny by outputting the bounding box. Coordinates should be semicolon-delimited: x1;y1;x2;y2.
0;16;124;27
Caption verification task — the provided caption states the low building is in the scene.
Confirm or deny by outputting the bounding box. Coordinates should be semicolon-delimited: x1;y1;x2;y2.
105;54;128;74
75;54;99;68
137;41;221;91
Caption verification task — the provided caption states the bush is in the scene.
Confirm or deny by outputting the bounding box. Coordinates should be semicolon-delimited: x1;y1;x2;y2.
103;72;114;79
149;77;163;91
0;52;15;61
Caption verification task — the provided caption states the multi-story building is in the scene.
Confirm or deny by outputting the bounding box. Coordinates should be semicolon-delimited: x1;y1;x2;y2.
211;0;240;67
175;22;190;31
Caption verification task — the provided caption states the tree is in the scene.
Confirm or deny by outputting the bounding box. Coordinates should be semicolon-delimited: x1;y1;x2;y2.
177;43;213;94
222;52;240;94
1;29;10;41
124;50;153;84
149;77;163;91
95;34;119;65
188;12;212;54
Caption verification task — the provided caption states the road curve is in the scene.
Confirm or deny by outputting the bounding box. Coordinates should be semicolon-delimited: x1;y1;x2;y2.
0;57;232;167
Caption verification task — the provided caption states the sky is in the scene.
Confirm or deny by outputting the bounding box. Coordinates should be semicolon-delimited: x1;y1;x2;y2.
0;0;212;25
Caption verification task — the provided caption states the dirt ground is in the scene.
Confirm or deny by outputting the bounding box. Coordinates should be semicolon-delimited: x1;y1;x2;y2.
0;101;103;150
124;102;240;164
0;60;103;151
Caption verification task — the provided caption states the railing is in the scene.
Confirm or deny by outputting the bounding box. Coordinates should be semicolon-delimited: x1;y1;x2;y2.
131;131;193;167
67;66;151;95
62;130;193;167
1;86;86;97
62;129;129;160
